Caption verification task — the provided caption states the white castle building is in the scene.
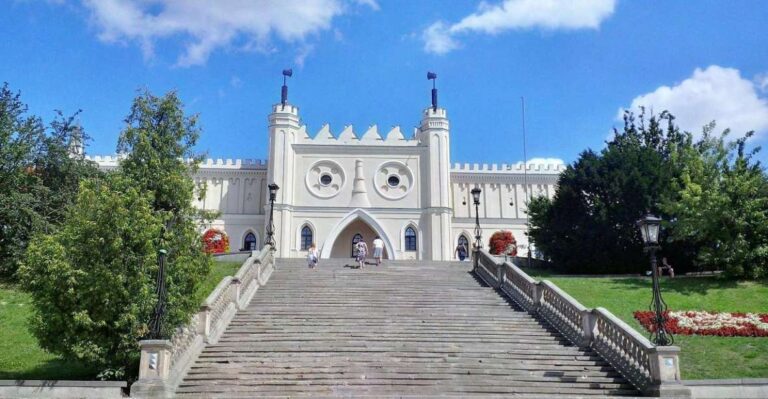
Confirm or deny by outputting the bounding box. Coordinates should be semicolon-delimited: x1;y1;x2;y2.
89;78;563;261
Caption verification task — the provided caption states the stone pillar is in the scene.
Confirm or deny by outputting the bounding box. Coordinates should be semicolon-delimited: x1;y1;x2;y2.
645;346;691;397
130;340;173;398
579;310;597;348
349;159;371;208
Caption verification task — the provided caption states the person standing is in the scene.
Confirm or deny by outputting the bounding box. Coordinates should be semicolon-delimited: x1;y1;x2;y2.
372;236;384;266
355;239;368;269
659;257;675;278
307;243;319;269
455;243;467;261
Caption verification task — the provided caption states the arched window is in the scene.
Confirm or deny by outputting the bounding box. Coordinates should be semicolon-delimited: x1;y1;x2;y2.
300;226;313;250
458;235;469;248
405;227;417;251
243;232;257;251
351;233;363;257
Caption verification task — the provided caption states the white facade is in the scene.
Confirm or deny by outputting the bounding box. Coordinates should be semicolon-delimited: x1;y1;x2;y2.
88;100;563;260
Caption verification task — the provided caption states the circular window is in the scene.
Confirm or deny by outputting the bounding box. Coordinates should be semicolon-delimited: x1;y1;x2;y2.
387;175;400;188
319;174;333;186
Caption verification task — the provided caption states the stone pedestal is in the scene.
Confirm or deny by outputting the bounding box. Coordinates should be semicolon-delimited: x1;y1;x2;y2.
130;340;174;399
645;346;692;397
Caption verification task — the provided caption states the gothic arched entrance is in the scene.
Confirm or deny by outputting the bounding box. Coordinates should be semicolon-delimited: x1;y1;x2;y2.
320;208;395;260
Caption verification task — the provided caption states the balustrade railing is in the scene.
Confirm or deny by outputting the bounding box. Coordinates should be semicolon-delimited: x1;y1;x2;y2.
133;245;276;398
474;249;690;397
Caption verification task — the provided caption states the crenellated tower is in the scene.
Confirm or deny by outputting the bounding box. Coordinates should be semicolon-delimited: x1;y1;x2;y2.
267;70;301;258
416;73;453;260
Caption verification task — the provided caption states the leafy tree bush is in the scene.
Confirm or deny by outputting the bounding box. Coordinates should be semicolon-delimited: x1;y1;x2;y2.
661;125;768;279
20;90;212;376
489;231;517;256
530;109;768;279
0;83;100;279
529;110;687;274
19;175;160;372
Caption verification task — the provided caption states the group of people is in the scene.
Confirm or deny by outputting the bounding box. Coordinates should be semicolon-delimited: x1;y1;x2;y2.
352;236;385;269
304;236;385;269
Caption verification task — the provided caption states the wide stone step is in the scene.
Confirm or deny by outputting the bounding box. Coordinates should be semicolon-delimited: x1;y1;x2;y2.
176;259;640;396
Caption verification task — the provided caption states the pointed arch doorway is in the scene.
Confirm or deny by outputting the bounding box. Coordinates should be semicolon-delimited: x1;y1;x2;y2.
320;208;396;260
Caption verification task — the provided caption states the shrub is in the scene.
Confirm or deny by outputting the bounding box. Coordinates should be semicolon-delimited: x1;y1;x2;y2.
19;175;160;372
202;228;230;254
489;231;517;256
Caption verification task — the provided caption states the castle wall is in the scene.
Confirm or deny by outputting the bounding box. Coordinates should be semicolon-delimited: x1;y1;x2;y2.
86;103;564;260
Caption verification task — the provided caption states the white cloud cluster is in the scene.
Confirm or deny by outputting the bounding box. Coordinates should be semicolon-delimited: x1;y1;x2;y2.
423;0;616;55
620;66;768;137
521;158;565;166
80;0;377;66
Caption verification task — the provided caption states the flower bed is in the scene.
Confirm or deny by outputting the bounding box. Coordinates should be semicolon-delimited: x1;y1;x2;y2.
634;310;768;337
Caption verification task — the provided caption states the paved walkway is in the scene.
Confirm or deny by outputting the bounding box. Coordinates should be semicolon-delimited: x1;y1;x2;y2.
177;258;640;398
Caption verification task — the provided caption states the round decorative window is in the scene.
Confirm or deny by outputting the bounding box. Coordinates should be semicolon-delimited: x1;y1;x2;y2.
374;161;414;200
387;175;400;188
320;174;333;186
305;160;345;198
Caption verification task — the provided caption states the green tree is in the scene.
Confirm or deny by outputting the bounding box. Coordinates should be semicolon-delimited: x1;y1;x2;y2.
528;110;689;273
662;126;768;278
20;175;160;372
116;90;212;338
20;90;212;376
0;83;100;278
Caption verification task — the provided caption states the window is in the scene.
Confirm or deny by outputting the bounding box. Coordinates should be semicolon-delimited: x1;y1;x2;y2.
458;235;469;248
405;227;417;251
387;175;400;187
300;226;313;250
244;232;257;251
351;233;363;257
320;174;332;186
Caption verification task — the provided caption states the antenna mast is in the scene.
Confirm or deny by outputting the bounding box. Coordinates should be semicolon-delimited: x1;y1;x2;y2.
521;96;531;266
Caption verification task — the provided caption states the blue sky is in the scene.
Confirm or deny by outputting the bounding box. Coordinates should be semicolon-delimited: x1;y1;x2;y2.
2;0;768;165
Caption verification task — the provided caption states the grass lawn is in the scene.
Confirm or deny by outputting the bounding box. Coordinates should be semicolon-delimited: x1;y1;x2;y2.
522;269;768;380
0;260;245;380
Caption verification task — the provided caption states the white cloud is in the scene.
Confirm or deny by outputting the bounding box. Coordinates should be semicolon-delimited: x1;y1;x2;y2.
423;0;615;54
79;0;377;67
522;157;565;166
756;73;768;93
620;66;768;137
422;22;460;55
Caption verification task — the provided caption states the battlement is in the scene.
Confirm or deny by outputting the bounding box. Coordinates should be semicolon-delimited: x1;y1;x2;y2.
451;162;566;174
85;155;268;170
298;124;418;146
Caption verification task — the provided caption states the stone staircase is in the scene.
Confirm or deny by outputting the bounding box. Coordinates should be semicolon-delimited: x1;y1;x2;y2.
176;258;642;398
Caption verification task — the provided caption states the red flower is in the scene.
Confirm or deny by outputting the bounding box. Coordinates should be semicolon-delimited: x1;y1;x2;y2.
633;310;768;338
202;228;230;254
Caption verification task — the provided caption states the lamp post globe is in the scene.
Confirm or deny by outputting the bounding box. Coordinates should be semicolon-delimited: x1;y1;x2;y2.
637;212;672;346
266;183;280;249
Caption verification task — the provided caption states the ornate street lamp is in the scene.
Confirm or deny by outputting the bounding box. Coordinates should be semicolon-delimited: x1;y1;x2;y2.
637;213;673;346
148;248;168;339
471;187;482;270
265;183;279;248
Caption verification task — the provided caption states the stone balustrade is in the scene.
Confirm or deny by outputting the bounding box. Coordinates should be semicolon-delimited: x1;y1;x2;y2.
131;245;275;398
474;249;691;398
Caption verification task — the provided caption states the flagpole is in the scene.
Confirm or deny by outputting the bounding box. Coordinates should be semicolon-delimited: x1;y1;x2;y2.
521;96;531;268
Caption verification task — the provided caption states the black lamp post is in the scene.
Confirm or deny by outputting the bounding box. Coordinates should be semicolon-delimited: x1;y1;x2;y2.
148;248;168;339
265;183;279;248
471;187;482;270
637;213;673;346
